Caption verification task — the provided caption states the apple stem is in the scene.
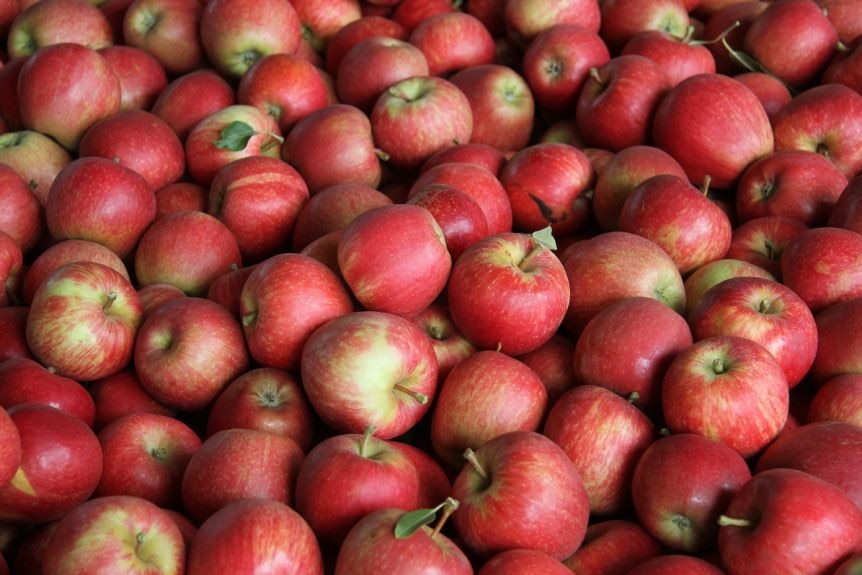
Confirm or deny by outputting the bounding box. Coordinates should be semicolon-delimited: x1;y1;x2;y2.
588;67;604;86
763;239;776;261
717;515;752;528
135;531;146;554
375;148;391;162
681;24;695;44
430;497;460;539
359;426;377;458
626;391;640;404
701;175;712;196
698;19;741;47
712;357;726;375
393;383;429;404
758;298;771;314
463;448;488;480
103;290;118;312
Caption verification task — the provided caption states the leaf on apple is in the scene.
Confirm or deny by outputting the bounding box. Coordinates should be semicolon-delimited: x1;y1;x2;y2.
215;121;258;151
394;498;459;539
532;226;557;251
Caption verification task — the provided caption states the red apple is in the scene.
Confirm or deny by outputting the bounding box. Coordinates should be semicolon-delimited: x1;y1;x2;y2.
95;412;201;509
41;495;185;574
830;174;862;233
0;163;41;254
406;183;490;260
0;357;95;426
662;335;789;458
300;310;439;439
150;69;236;142
407;302;477;381
97;45;168;111
808;373;862;426
810;297;862;384
733;71;794;121
683;258;775;315
0;231;22;308
390;0;456;34
408;11;495;77
324;14;407;76
562;519;662;575
599;0;691;53
420;142;507;176
621;28;716;87
0;307;31;363
88;368;176;431
624;555;726;575
6;0;113;59
121;0;204;75
701;0;769;75
725;215;809;279
504;0;601;47
0;405;21;489
515;333;577;405
153;182;206;220
0;129;71;208
479;549;571;575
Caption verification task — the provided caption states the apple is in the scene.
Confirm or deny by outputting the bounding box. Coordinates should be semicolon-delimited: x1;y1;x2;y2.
808;373;862;426
733;71;794;121
0;307;31;363
0;231;22;308
504;0;601;47
134;296;249;412
687;276;818;388
573;296;693;415
683;258;775;315
544;384;656;516
0;129;71;207
370;75;473;172
562;519;662;575
599;0;691;53
817;0;862;43
718;468;862;575
742;0;839;90
652;72;774;190
725;215;809;280
88;368;176;431
17;43;121;152
521;23;610;116
811;297;862;384
830;174;862;232
621;28;716;87
334;503;472;575
430;350;547;470
301;310;438;439
293;428;424;546
6;0;113;59
451;430;590;560
288;0;361;55
406;183;489;260
185;498;324;575
94;412;201;509
420;142;507;176
41;495;185;575
121;0;204;75
0;357;96;426
134;210;243;297
781;226;862;313
823;36;862;94
408;11;496;77
701;0;769;75
661;335;789;458
0;163;41;254
591;144;688;232
184;104;283;187
204;264;254;321
735;149;848;226
0;405;21;488
154;182;206;219
562;231;686;335
515;333;577;405
756;420;862;511
0;56;25;133
771;83;862;179
575;55;670;153
45;156;156;259
180;428;305;523
26;261;142;382
198;0;301;78
391;0;456;34
448;229;570;356
150;69;236;142
407;302;476;381
205;367;315;452
479;549;571;575
282;103;383;194
389;440;452;509
324;14;407;76
0;404;102;523
78;110;185;191
624;555;726;575
97;45;168;111
337;204;450;316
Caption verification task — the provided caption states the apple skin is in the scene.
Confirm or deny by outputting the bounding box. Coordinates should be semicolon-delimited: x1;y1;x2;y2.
574;296;692;415
829;174;862;233
153;182;206;220
0;231;22;308
121;0;204;76
718;468;862;575
735;149;848;227
17;43;121;152
683;258;776;316
0;129;72;209
701;1;769;74
41;495;185;575
756;421;862;511
661;335;789;458
504;0;601;47
811;297;862;384
186;498;324;575
562;519;662;575
407;183;489;261
240;252;353;372
0;163;41;254
0;307;31;363
181;428;305;524
780;226;862;313
199;0;301;78
97;45;168;112
771;83;862;179
6;0;113;59
325;15;407;75
300;310;439;439
134;210;243;297
430;350;547;470
420;142;507;176
337;204;451;317
733;71;794;121
599;0;691;53
562;231;686;335
45;156;156;259
621;29;716;88
808;373;862;426
78;110;185;192
654;72;774;190
94;412;201;510
0;357;96;426
282;103;383;194
451;430;590;561
150;69;236;142
631;433;752;553
407;302;477;381
88;368;176;432
479;549;571;575
134;297;249;412
624;555;726;575
0;404;102;523
205;367;315;453
205;264;254;321
0;405;21;489
409;11;496;78
544;384;656;516
334;506;473;575
515;333;577;405
26;261;142;382
293;430;424;547
725;215;809;280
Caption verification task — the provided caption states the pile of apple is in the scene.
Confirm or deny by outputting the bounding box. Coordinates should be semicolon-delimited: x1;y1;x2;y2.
2;0;862;572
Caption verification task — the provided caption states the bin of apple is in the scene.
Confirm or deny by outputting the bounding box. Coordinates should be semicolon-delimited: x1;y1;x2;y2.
1;0;862;573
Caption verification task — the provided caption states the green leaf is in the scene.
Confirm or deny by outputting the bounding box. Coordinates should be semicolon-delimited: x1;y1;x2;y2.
214;121;258;151
531;225;557;251
394;505;443;539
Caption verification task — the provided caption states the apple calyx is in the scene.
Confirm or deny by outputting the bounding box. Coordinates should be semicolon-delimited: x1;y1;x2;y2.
214;121;284;152
150;446;169;461
717;515;753;528
393;382;429;405
393;497;460;540
463;447;489;481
